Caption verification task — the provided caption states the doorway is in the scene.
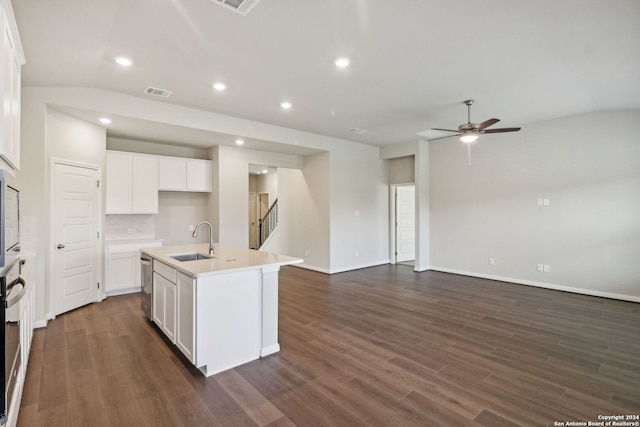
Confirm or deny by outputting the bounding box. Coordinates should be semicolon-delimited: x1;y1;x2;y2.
51;160;102;316
390;184;415;264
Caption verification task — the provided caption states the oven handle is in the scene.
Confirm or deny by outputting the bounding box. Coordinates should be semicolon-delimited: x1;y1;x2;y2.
6;277;26;308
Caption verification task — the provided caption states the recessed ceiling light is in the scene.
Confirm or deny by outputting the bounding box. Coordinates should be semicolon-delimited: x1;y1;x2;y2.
98;117;112;124
262;169;268;174
280;101;292;110
335;57;350;68
115;57;133;67
213;82;227;91
235;139;245;145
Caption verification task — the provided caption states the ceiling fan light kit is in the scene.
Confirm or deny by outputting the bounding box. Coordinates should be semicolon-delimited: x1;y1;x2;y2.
460;132;478;143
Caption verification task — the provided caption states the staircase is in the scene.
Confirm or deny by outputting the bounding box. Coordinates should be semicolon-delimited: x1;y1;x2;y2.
258;198;278;248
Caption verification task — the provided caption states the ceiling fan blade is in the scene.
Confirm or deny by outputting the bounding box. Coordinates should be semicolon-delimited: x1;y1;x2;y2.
428;133;461;141
482;127;521;134
476;118;500;130
431;128;460;133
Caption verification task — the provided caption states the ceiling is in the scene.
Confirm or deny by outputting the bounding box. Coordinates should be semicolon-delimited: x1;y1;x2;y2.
12;0;640;150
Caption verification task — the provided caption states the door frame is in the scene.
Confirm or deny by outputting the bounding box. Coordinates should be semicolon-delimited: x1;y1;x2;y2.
389;183;415;264
48;158;104;321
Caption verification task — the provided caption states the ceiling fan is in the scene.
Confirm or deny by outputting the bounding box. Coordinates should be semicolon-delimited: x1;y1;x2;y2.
431;99;521;143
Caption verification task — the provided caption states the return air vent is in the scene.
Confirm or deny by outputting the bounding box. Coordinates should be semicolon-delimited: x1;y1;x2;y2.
211;0;261;15
144;87;172;98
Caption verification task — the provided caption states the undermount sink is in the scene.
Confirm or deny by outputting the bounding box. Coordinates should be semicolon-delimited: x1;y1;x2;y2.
169;252;214;262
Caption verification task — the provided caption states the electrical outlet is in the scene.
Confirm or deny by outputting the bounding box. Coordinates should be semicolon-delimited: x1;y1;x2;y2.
355;210;360;217
537;264;544;272
304;250;309;257
355;250;359;256
543;264;550;273
489;258;495;265
189;224;195;231
543;198;550;206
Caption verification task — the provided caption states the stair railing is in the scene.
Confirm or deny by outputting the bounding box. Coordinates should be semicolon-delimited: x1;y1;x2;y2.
258;198;278;247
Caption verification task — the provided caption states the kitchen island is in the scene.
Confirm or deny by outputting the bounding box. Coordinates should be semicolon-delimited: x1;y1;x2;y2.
141;243;302;376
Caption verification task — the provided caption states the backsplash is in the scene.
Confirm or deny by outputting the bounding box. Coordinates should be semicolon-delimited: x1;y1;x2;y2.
105;214;155;240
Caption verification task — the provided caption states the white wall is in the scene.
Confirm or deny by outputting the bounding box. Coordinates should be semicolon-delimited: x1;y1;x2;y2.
107;137;208;159
18;101;106;324
429;110;640;301
255;172;278;201
267;153;331;271
209;145;303;247
389;156;415;184
156;192;210;245
329;143;389;272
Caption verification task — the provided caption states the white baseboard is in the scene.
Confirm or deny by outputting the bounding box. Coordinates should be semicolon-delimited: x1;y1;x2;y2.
292;264;331;274
329;260;391;274
260;343;280;357
429;266;640;303
106;287;141;297
293;260;391;275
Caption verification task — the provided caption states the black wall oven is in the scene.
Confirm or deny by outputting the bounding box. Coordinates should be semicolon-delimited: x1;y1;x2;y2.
0;169;21;424
0;257;23;425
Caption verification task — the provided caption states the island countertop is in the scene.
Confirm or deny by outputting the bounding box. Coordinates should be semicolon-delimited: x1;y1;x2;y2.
140;243;303;278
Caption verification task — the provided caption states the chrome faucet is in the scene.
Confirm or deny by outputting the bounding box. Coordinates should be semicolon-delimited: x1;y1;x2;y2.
192;221;215;255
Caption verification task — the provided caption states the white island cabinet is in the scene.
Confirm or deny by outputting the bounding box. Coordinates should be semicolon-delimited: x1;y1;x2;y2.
142;244;302;376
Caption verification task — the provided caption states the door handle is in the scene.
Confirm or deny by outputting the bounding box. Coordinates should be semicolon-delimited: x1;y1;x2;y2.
57;244;66;249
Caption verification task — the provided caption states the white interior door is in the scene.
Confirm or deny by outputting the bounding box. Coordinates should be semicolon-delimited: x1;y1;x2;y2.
53;162;101;316
395;185;415;263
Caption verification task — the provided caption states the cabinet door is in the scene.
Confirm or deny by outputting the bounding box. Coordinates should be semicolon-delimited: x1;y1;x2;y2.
106;153;133;214
152;272;165;329
0;23;18;169
106;252;137;292
9;44;19;169
164;279;176;343
186;160;212;192
176;272;195;362
132;155;158;213
158;157;187;191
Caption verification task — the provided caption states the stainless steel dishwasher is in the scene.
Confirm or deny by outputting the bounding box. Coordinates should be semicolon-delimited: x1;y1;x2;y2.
140;254;153;320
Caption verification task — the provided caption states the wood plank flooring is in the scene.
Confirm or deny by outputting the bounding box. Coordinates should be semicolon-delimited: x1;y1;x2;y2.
19;265;640;426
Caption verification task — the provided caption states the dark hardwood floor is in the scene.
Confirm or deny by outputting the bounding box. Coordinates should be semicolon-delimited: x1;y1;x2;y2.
18;265;640;426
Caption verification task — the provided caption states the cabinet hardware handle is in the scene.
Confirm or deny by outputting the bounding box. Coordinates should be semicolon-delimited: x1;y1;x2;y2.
57;244;66;249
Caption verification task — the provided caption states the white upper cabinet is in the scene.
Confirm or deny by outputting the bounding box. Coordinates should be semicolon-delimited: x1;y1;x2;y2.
159;156;212;192
106;151;159;214
158;157;187;191
186;159;212;192
0;0;25;170
132;155;159;212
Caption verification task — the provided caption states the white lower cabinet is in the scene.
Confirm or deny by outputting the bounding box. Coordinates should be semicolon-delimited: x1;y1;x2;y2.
105;240;162;296
176;272;195;362
152;263;177;343
8;255;35;427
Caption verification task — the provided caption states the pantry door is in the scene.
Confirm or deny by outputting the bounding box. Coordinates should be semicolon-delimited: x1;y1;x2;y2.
52;161;102;316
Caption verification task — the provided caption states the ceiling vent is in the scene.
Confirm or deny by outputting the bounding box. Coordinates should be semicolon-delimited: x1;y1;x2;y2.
144;87;172;98
346;128;368;135
211;0;261;15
